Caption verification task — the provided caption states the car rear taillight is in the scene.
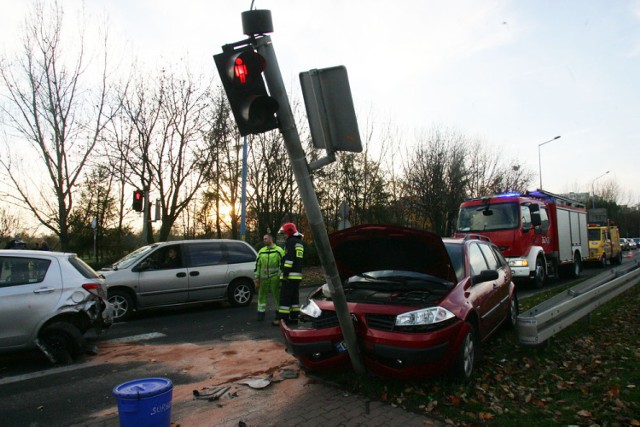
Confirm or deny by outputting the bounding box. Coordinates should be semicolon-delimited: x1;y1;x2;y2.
82;283;106;299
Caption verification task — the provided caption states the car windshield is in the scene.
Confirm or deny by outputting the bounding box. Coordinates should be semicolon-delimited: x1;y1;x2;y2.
112;245;156;270
457;202;519;232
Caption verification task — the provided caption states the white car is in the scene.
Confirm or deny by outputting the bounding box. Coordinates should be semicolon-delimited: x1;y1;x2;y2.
101;240;257;320
0;250;113;364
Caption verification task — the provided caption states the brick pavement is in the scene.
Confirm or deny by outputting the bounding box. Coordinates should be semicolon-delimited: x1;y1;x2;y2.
75;370;446;427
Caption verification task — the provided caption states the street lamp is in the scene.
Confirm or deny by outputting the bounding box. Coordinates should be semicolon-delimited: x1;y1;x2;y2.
537;135;561;189
591;170;610;209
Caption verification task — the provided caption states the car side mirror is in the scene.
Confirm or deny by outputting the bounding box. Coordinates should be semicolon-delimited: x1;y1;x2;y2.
472;269;499;284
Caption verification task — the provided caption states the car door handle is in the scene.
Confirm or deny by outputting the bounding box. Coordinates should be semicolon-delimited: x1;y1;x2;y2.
189;271;200;277
33;288;55;294
177;272;187;278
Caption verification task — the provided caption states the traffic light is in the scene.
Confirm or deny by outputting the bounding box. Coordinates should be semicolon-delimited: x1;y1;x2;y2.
214;46;279;136
132;190;144;212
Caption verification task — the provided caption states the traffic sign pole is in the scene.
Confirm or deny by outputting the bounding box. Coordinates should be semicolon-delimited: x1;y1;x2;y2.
253;33;366;376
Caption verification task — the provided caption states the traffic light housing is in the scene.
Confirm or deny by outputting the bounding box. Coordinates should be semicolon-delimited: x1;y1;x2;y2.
214;45;279;136
132;190;144;212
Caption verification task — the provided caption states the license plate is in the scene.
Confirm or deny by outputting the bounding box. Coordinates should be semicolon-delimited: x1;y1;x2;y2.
335;341;347;353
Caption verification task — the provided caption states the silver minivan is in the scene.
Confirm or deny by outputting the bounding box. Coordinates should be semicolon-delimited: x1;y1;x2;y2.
101;240;257;320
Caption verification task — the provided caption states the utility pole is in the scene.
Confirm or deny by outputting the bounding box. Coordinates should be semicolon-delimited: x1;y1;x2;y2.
214;9;366;375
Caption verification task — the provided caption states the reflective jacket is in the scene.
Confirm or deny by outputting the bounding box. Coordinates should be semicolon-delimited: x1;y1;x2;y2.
254;244;285;280
281;233;304;281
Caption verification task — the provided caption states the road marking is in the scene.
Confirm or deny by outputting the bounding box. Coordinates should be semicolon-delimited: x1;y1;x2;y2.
0;332;167;385
106;332;166;343
0;361;102;386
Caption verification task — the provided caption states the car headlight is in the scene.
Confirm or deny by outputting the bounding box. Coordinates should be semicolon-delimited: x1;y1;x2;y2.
509;259;528;267
395;306;455;326
300;299;322;318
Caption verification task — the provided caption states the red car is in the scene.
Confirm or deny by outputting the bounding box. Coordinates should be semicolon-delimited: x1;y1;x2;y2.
281;224;517;380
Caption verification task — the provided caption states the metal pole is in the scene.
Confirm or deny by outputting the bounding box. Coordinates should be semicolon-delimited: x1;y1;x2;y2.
257;35;366;375
142;187;149;244
591;170;610;209
240;135;248;240
537;135;561;189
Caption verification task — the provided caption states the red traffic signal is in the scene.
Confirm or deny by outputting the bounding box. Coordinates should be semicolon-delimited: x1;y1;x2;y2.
214;46;279;136
132;190;144;212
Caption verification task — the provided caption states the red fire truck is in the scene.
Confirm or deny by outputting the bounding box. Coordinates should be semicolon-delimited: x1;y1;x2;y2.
455;190;588;288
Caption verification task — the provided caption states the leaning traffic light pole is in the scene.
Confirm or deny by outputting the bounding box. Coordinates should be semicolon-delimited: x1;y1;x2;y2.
215;10;365;376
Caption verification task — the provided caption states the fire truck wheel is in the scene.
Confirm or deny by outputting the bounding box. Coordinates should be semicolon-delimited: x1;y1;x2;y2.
569;253;581;278
533;258;546;289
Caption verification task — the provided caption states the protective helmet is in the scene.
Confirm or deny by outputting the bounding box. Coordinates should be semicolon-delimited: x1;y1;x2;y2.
279;222;298;237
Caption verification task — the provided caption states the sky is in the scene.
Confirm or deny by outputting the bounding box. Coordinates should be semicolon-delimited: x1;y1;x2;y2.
1;0;639;205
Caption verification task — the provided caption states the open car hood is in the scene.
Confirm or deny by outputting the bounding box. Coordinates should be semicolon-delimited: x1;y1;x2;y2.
329;224;457;283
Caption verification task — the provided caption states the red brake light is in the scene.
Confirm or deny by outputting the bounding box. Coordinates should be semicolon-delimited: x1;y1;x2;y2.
83;283;105;298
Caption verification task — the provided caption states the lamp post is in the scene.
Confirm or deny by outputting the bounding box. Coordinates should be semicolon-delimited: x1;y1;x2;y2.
537;135;561;189
591;170;610;209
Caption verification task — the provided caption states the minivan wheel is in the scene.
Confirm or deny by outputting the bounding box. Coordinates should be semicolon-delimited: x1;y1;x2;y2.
454;323;478;381
228;280;253;307
40;322;83;365
108;289;134;321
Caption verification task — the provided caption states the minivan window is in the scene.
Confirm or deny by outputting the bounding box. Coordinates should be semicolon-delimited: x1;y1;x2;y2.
227;242;256;264
187;242;224;267
113;245;156;270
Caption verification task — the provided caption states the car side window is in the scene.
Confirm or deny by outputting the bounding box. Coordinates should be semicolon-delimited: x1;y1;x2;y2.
187;242;224;267
0;256;51;287
468;243;489;276
227;242;256;264
491;246;509;268
478;244;500;270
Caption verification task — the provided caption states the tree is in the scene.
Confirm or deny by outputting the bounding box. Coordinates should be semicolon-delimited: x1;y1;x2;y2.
402;128;469;236
109;66;216;242
0;1;113;250
247;130;298;238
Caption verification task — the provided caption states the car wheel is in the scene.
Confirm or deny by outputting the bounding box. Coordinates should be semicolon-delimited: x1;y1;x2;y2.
533;257;546;289
612;252;622;265
228;279;254;307
454;323;478;381
40;322;83;365
108;289;134;321
599;254;607;268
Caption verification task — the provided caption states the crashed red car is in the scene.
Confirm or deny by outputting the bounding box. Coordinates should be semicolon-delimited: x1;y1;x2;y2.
281;224;517;380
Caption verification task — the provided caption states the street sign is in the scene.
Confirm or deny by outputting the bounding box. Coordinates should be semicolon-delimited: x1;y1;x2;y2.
300;66;362;153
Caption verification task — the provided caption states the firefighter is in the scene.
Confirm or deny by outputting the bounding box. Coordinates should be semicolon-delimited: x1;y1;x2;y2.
273;222;304;326
254;233;284;321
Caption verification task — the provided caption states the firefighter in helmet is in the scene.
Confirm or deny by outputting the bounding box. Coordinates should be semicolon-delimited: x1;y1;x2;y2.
273;222;304;326
254;233;284;321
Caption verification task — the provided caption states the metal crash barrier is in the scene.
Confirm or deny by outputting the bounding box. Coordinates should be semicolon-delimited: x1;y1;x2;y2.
517;261;640;346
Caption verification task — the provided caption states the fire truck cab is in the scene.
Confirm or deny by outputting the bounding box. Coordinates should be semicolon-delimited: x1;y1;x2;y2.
455;190;588;288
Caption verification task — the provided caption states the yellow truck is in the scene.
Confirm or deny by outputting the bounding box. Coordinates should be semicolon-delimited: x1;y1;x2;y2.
587;224;622;267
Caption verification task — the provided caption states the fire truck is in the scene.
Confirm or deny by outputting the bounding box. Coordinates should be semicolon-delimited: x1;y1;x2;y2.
455;190;588;288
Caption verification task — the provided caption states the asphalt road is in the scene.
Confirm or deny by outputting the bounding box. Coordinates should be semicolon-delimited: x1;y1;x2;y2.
0;251;637;426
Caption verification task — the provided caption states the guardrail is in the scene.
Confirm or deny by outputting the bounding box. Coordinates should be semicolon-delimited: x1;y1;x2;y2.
517;261;640;346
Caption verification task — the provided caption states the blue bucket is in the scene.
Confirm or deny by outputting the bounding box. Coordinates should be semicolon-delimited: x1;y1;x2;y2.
112;377;173;427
